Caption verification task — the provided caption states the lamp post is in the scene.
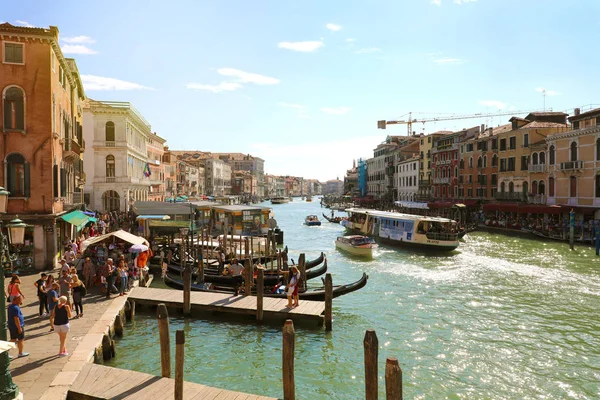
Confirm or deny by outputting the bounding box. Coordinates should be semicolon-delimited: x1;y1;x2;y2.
0;186;23;400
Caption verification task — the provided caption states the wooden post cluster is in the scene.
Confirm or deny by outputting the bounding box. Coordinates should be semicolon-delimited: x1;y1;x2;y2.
244;258;252;296
324;273;333;331
298;253;306;291
175;330;185;400
197;259;204;284
385;358;402;400
364;329;403;400
157;304;171;378
183;264;192;315
282;319;295;400
256;268;264;322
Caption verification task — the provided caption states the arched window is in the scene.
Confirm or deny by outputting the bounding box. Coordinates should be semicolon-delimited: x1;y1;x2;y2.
477;157;482;168
500;182;505;193
469;157;473;168
522;181;528;195
105;121;115;142
539;152;546;164
492;154;498;167
106;155;115;178
538;181;545;195
454;167;458;177
549;177;555;197
531;181;538;195
596;175;600;198
509;182;514;193
459;159;464;169
3;86;25;130
549;145;555;165
570;142;578;162
483;155;487;168
570;176;577;197
6;153;29;197
532;153;538;165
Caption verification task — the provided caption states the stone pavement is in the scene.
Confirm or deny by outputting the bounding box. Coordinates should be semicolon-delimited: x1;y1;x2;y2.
5;269;130;399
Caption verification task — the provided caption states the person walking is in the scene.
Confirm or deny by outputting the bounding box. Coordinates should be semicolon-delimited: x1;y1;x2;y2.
70;273;84;318
47;282;59;332
58;269;72;306
6;275;24;302
82;257;96;288
34;273;49;317
228;258;245;296
53;296;72;356
7;295;29;358
118;260;128;296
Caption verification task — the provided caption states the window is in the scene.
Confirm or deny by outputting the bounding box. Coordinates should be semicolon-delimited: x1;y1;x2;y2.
523;133;529;148
105;121;115;142
596;176;600;198
469;157;473;168
532;153;538;165
483;155;487;168
6;153;29;197
500;158;507;172
573;121;580;130
491;174;497;185
532;181;538;195
500;182;505;192
509;182;514;193
477;157;482;168
521;156;528;170
509;136;516;150
539;181;545;195
570;176;577;197
455;167;458;177
3;86;25;130
491;138;498;150
540;152;546;164
3;42;24;64
466;143;474;152
570;142;578;161
549;177;554;196
597;139;600;161
549;145;555;165
508;157;516;171
500;138;506;151
106;155;115;178
492;154;498;167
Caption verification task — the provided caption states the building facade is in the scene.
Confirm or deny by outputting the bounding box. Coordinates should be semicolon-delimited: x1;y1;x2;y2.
147;132;166;201
204;158;232;196
395;156;419;201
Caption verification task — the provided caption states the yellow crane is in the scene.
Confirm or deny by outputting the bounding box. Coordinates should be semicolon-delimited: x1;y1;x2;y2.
377;109;545;135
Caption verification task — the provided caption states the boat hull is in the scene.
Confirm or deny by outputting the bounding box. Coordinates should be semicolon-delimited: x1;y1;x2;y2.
335;241;375;257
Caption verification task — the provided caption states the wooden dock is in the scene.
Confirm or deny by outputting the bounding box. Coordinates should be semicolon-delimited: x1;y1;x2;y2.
68;363;277;400
128;286;325;323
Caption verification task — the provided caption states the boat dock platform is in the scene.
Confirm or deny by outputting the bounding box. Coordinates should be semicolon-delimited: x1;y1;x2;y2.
128;286;325;324
68;363;277;400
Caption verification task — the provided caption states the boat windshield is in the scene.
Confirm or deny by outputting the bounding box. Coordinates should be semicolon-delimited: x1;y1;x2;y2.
350;237;374;246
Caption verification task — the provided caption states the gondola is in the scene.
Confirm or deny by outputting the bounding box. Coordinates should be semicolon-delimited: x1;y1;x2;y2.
163;271;368;301
322;213;343;224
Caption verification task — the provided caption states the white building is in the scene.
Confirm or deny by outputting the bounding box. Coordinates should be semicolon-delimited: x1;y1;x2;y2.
83;100;153;212
205;158;232;196
395;156;419;201
324;179;344;195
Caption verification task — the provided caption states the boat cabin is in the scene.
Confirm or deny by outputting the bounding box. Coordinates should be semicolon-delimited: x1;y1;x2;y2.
212;204;271;236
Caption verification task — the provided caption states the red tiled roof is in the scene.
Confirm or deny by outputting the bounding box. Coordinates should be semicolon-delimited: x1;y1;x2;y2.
519;121;568;129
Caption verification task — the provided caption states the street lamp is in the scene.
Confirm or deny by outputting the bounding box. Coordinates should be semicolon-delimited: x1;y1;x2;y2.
0;186;20;400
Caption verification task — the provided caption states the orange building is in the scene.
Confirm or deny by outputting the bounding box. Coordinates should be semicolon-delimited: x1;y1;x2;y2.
0;23;86;269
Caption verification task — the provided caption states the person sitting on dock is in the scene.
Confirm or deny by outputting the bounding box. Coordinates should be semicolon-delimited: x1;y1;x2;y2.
228;258;244;296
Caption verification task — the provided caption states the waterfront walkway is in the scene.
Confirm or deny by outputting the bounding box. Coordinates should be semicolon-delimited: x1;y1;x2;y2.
129;286;326;323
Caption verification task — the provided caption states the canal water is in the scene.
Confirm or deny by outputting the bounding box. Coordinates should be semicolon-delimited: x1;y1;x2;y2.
107;199;600;399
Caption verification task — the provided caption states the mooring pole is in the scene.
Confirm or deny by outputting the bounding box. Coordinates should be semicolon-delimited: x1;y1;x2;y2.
385;357;402;400
324;272;333;331
282;319;296;400
175;330;185;400
157;304;171;378
364;329;379;400
257;268;264;322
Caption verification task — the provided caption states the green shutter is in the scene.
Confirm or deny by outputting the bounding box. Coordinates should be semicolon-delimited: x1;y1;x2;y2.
53;165;59;197
15;98;24;130
4;44;13;62
14;44;23;63
3;100;10;129
60;167;66;197
24;162;30;198
6;162;15;196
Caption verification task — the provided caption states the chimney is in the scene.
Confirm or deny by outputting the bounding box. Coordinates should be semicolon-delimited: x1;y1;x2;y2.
574;108;580;116
480;124;485;133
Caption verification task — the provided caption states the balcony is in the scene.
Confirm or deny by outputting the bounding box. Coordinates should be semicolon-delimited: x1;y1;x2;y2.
419;180;431;187
528;164;546;173
495;192;525;201
62;138;82;161
432;143;458;153
96;176;142;184
433;177;450;184
64;191;84;206
527;194;546;204
437;160;451;166
559;161;584;171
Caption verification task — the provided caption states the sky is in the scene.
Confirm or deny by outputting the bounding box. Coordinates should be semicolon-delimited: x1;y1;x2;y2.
3;0;600;181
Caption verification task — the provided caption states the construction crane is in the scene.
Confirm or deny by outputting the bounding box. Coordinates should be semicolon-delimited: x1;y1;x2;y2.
377;109;547;135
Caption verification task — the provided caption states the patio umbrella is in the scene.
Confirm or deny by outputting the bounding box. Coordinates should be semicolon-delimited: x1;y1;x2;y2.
129;243;149;253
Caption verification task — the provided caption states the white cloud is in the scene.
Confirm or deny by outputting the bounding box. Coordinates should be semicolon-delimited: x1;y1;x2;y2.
479;100;507;110
61;35;95;44
278;41;324;52
61;45;98;55
355;47;381;54
346;38;355;42
454;0;478;4
14;20;34;27
434;57;465;64
278;102;310;119
186;82;242;93
535;87;560;96
321;107;350;115
81;75;153;91
217;68;280;85
326;23;342;32
431;0;442;5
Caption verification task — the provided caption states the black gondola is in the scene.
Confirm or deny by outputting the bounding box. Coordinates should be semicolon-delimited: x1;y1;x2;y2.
322;213;343;224
163;271;368;301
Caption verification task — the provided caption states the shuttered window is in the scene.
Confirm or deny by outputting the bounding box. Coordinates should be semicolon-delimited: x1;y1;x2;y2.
53;165;59;198
6;153;29;197
4;43;24;63
60;167;67;197
3;86;25;130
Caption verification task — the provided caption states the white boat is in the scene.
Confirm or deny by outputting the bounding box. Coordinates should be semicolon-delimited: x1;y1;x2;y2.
304;215;321;226
335;235;378;257
271;197;290;204
342;208;459;251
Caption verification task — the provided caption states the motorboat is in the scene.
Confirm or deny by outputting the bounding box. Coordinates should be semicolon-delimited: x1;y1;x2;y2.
304;215;321;226
335;235;378;257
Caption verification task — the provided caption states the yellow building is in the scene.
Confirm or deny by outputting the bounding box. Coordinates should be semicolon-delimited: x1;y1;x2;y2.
417;131;451;200
546;108;600;219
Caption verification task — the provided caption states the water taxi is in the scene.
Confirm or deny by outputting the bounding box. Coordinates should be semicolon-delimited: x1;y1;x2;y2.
335;235;378;257
271;197;290;204
304;215;321;226
342;208;459;251
306;195;312;202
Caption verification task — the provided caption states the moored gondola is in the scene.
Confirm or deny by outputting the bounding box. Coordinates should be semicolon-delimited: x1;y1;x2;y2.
322;213;343;224
163;271;368;301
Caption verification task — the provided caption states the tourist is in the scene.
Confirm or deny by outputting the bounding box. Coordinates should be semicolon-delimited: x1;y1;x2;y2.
53;296;72;356
70;273;84;318
64;246;76;267
82;257;96;288
47;282;59;332
7;295;29;358
34;273;49;317
6;275;24;302
104;258;118;298
118;260;128;296
59;258;70;274
229;258;244;296
58;269;72;306
287;265;301;308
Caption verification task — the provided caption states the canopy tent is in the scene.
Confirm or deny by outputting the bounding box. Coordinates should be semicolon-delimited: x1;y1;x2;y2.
136;215;171;220
60;210;95;231
482;203;562;214
80;229;147;252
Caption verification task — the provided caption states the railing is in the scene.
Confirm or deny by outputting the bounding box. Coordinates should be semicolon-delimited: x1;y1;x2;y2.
105;141;116;147
527;194;546;204
437;160;451;165
106;177;115;183
64;191;84;205
426;232;458;242
62;137;82;156
433;177;450;184
528;164;546;173
419;180;431;186
495;192;525;200
560;161;584;171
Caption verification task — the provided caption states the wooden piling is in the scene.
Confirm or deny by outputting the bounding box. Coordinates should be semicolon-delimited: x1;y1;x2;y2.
324;273;333;331
282;319;295;400
385;357;402;400
130;299;136;321
298;253;306;291
244;237;250;259
114;312;124;337
124;300;132;322
257;268;264;322
157;304;171;378
101;333;114;361
197;260;204;284
244;258;252;296
175;330;185;400
364;329;379;400
183;264;192;315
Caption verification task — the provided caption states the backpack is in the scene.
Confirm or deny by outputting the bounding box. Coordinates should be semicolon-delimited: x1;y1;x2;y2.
80;284;87;297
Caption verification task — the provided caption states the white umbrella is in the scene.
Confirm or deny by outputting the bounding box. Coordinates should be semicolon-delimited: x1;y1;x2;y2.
129;243;149;253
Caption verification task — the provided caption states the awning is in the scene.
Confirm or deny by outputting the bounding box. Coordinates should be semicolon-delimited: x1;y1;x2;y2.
81;229;147;252
427;201;454;209
483;203;562;214
82;211;96;217
136;215;171;220
60;210;93;230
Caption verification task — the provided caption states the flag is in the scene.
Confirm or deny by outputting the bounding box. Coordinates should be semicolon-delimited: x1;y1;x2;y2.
143;163;151;178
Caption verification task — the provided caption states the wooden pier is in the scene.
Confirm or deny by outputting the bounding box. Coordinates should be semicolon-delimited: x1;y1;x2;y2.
68;363;277;400
128;286;326;323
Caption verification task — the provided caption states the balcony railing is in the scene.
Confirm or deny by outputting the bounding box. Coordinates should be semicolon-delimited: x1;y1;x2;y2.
99;176;142;184
527;194;546;204
528;164;546;173
437;160;451;165
105;141;116;147
495;192;525;201
559;161;584;171
64;191;84;205
433;177;450;184
62;138;82;160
